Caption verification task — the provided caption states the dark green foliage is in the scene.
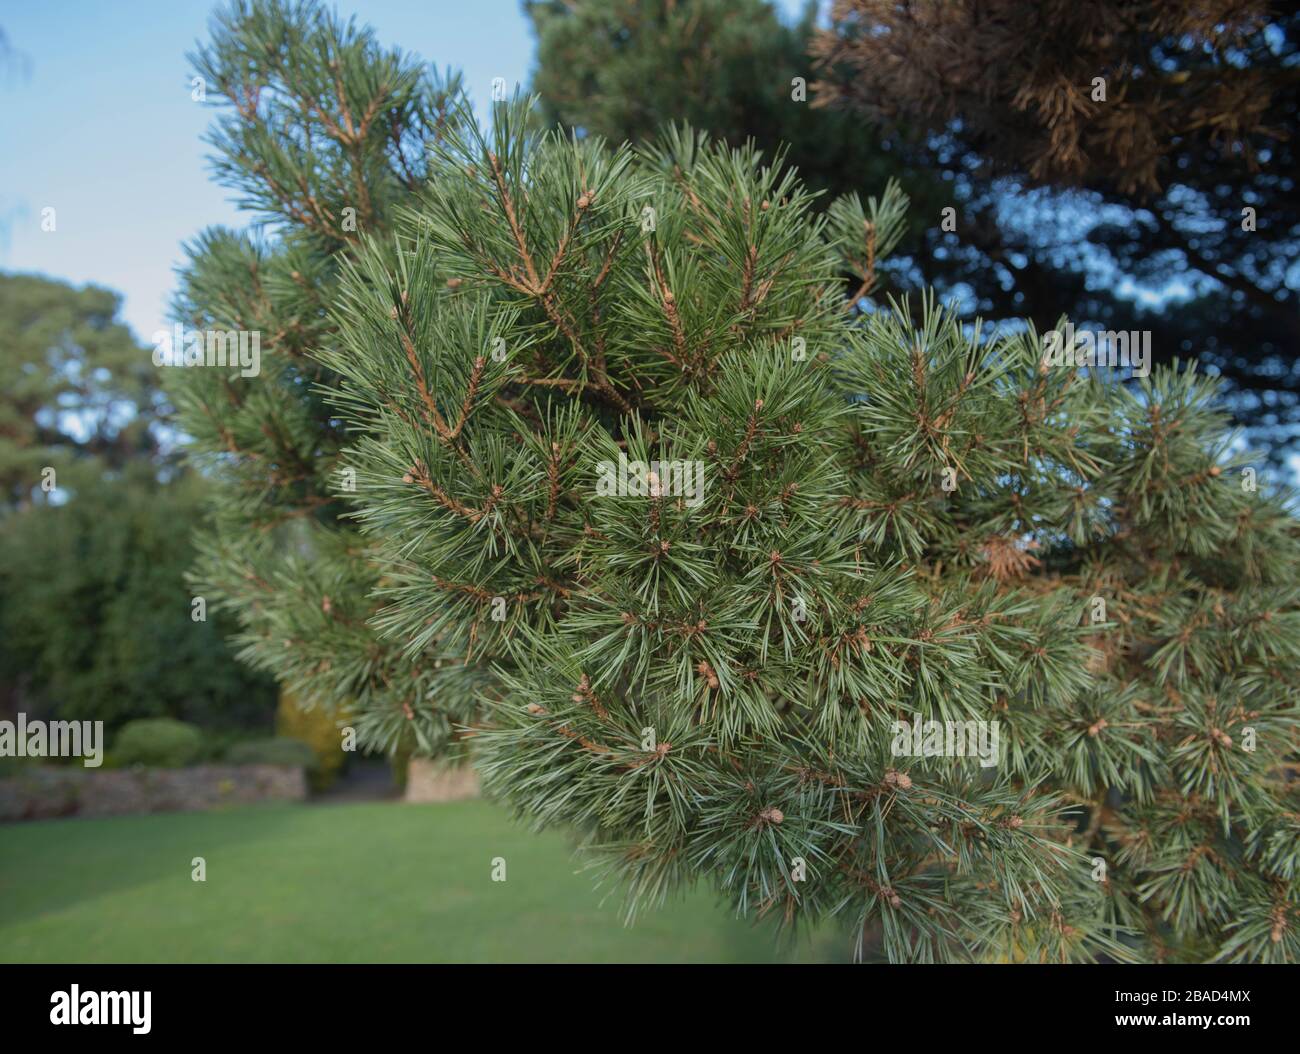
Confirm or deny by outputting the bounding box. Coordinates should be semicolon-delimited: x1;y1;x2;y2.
812;0;1300;463
0;471;277;731
113;718;204;768
526;0;918;203
0;271;274;732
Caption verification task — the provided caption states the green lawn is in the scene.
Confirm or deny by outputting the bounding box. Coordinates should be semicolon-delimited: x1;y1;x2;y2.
0;800;842;963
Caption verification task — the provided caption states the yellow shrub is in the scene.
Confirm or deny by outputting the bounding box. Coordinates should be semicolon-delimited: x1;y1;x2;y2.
276;688;349;792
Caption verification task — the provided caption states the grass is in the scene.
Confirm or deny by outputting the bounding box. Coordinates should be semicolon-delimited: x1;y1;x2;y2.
0;799;843;963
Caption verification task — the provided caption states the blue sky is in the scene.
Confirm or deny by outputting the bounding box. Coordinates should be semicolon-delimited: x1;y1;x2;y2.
0;1;816;344
0;1;549;343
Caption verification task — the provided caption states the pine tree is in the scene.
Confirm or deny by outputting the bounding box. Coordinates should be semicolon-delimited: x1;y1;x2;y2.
176;0;1299;962
167;0;481;757
323;101;1299;962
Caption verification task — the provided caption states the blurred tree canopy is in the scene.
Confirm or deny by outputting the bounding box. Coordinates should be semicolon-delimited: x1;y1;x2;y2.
813;0;1300;462
526;0;929;202
0;469;277;730
0;272;276;732
0;273;161;511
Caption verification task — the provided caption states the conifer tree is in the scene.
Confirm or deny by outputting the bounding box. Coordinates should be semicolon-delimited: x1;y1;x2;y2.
176;0;1300;962
324;101;1299;962
167;0;480;756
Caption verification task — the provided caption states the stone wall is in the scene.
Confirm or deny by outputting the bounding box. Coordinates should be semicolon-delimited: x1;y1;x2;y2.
0;764;307;823
404;758;480;803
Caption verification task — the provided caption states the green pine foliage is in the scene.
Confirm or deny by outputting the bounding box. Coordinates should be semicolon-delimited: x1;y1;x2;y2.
167;0;475;757
321;99;1300;962
176;0;1299;962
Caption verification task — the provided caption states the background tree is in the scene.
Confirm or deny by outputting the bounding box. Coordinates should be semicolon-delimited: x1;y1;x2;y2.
526;0;928;203
526;0;948;305
0;273;161;512
0;272;273;732
0;469;277;731
326;101;1299;962
812;0;1300;463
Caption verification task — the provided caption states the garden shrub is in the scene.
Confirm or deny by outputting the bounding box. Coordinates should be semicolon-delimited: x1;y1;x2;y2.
276;689;348;791
113;718;204;768
225;736;318;772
